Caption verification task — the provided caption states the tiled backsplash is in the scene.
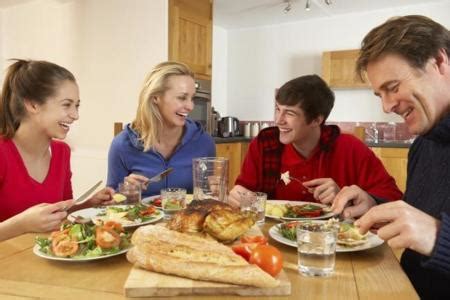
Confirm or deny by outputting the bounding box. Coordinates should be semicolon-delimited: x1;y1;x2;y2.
239;120;415;143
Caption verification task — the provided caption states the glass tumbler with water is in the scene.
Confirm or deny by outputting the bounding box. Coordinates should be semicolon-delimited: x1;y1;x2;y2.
239;191;267;225
193;157;228;202
297;222;337;277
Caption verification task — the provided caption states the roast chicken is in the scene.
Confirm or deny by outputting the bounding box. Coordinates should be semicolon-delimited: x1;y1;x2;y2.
166;199;256;242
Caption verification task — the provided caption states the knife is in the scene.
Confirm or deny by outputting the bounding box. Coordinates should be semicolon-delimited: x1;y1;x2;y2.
74;180;103;206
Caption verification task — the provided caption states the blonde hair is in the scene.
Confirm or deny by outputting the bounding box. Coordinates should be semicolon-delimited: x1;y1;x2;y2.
132;61;194;151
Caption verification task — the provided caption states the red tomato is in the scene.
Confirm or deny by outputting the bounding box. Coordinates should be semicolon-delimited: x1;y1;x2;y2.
103;221;124;233
231;243;259;261
139;206;156;217
240;235;268;245
249;245;283;277
53;239;79;257
96;227;120;249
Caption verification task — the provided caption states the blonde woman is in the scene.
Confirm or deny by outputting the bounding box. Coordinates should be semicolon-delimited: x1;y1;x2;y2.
107;62;215;197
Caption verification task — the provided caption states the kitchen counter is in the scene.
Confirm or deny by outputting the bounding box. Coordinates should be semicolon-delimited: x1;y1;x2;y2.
214;136;253;143
366;140;413;148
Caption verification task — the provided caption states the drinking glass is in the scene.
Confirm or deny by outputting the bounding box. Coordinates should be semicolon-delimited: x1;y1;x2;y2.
192;157;228;202
297;222;337;277
117;182;141;205
160;188;186;219
239;191;267;225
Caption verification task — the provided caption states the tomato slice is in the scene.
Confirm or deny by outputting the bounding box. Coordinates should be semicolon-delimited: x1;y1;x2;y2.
249;244;283;277
240;235;268;245
96;227;120;249
103;221;124;233
231;243;259;261
139;206;156;217
53;239;79;257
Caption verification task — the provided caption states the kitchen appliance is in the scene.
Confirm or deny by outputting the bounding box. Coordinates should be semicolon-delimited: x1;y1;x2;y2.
191;79;212;133
218;116;240;138
210;107;221;137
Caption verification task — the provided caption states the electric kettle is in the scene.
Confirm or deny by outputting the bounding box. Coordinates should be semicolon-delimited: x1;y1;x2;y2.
218;116;240;137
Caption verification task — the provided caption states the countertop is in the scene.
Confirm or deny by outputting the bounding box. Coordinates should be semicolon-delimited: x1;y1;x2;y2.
215;136;412;148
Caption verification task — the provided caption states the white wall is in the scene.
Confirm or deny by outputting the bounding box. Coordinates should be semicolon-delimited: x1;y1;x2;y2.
0;0;168;194
213;2;450;123
212;25;227;115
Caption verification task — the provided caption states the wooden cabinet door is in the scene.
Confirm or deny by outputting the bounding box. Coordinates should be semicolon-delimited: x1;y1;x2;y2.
371;147;409;193
169;0;212;80
322;49;369;88
216;142;249;191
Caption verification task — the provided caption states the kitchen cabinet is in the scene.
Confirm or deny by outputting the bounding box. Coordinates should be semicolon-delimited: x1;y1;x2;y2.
216;142;249;191
322;49;370;88
169;0;212;80
371;147;408;193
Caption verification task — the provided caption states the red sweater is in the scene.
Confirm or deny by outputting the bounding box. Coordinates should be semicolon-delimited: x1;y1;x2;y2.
236;126;402;202
0;139;73;221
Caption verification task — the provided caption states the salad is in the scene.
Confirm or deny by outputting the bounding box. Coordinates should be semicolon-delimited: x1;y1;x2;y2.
93;204;161;226
35;221;131;259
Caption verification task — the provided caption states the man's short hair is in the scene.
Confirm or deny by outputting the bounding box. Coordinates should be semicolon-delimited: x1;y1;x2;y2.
276;74;334;124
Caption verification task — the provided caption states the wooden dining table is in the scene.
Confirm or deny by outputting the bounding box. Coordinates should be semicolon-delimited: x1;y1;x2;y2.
0;220;419;300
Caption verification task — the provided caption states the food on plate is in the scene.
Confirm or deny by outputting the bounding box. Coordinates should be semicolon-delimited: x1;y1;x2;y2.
112;193;127;203
337;223;368;247
285;203;324;218
93;204;161;226
278;220;369;247
127;225;279;287
265;203;288;217
162;198;184;210
249;244;283;277
167;199;256;242
280;171;291;185
35;221;130;258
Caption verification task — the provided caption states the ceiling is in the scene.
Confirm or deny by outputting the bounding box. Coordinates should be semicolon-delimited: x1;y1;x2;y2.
214;0;450;29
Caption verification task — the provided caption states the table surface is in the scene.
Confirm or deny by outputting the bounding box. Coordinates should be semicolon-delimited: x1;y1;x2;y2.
0;220;419;300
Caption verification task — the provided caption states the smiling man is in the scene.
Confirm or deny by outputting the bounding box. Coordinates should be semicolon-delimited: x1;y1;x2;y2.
228;74;402;207
331;15;450;298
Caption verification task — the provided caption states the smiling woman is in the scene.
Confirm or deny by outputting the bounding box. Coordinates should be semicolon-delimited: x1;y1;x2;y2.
107;61;216;197
0;59;114;242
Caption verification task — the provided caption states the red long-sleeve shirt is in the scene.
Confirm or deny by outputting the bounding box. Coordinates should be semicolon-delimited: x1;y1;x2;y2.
236;126;402;202
0;139;73;221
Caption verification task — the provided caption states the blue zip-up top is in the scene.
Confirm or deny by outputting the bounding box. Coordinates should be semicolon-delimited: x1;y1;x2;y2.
107;118;215;197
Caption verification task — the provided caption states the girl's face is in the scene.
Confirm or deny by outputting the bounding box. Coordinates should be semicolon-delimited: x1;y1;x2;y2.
32;80;80;139
155;75;195;128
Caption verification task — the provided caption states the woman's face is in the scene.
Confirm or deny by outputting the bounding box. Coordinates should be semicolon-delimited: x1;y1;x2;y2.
155;75;195;128
32;80;80;139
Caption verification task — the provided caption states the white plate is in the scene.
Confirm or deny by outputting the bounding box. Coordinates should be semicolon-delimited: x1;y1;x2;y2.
266;200;336;220
268;224;384;252
67;205;164;228
142;195;162;207
33;244;129;262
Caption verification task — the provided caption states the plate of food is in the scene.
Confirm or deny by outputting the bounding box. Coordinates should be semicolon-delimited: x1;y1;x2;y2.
34;221;131;261
265;200;335;220
68;204;164;228
142;194;194;208
268;220;384;252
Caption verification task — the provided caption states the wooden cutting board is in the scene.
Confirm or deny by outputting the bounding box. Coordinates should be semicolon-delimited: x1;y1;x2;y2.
123;225;291;297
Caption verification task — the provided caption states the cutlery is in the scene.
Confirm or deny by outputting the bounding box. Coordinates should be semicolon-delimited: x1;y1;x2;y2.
72;180;103;207
146;167;174;184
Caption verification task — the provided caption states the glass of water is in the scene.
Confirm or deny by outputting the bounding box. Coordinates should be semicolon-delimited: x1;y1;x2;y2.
239;191;267;225
160;188;186;219
296;222;337;277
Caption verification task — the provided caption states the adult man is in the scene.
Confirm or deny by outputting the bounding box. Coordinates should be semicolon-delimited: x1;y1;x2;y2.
332;15;450;298
228;74;401;206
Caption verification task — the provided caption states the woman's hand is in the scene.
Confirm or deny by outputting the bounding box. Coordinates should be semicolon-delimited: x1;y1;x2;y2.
86;187;115;207
17;200;74;234
124;174;149;190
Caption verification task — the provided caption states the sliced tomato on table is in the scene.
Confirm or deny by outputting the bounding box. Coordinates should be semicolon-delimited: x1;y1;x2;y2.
249;244;283;277
240;235;268;245
231;243;260;261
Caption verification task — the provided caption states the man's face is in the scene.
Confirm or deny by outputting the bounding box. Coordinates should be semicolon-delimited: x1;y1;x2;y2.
274;102;322;147
366;52;450;135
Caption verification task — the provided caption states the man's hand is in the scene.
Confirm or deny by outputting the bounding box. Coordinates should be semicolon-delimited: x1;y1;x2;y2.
228;185;252;207
331;185;377;218
355;201;440;256
303;178;340;204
